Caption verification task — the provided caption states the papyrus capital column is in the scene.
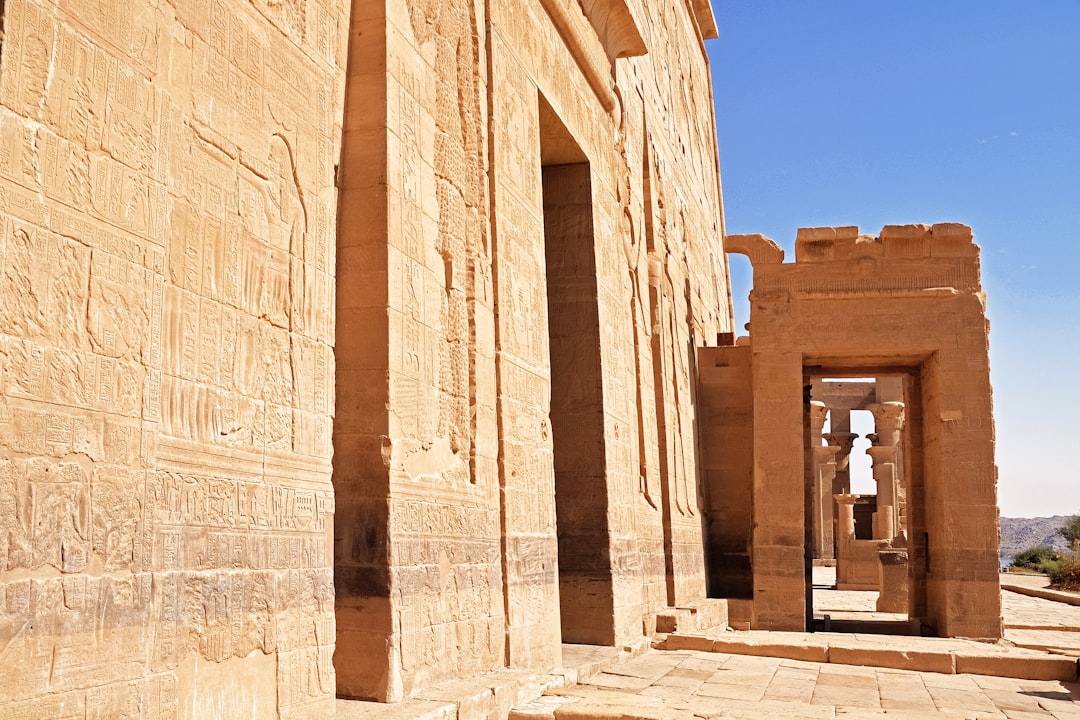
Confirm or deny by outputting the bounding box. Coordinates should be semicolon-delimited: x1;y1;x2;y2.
823;432;858;560
867;402;905;542
807;401;830;560
868;401;905;445
823;431;857;492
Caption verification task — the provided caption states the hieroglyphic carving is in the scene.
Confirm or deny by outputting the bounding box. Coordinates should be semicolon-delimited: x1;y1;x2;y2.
1;221;90;350
406;0;487;484
90;467;145;571
147;472;332;571
2;0;341;711
3;458;91;574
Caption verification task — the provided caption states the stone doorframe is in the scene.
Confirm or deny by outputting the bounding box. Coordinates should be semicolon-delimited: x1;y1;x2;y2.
727;225;1001;640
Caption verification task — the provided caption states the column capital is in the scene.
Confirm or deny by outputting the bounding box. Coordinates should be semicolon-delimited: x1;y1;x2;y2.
824;432;858;451
813;444;840;462
867;401;905;434
866;445;898;464
809;401;828;435
834;493;859;505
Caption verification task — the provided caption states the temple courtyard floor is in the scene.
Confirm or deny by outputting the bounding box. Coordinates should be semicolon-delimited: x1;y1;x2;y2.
340;570;1080;719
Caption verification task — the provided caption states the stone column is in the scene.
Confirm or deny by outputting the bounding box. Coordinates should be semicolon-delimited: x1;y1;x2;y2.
867;402;905;543
823;432;857;558
808;402;829;559
813;445;840;559
824;431;857;495
834;493;858;587
874;379;906;536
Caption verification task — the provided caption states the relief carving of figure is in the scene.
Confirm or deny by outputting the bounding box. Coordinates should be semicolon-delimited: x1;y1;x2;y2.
265;134;307;257
27;460;91;573
406;0;485;481
0;459;32;571
616;96;657;509
647;158;695;518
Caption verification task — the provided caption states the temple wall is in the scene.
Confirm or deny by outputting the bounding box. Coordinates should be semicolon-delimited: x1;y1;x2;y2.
335;0;505;701
0;0;348;716
0;0;730;710
334;0;730;700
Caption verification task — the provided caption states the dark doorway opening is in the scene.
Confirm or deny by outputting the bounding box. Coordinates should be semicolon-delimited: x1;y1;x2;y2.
806;368;927;637
539;95;613;645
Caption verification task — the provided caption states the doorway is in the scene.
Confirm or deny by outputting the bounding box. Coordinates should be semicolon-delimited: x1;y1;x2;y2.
806;369;925;635
538;96;613;645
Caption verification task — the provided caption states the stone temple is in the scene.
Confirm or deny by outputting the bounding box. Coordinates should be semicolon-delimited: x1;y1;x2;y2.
0;0;1000;716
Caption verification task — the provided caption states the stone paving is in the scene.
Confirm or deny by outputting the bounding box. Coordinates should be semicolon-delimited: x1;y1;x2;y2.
342;572;1080;719
1000;579;1080;656
1003;590;1080;630
514;650;1080;719
510;573;1080;719
811;566;913;623
814;567;1080;650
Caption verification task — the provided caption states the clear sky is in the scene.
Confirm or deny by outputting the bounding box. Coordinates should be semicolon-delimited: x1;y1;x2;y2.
706;1;1080;518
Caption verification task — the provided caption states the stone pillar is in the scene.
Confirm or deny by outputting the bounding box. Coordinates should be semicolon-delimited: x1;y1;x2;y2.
823;432;857;557
877;548;910;613
835;494;857;543
813;445;840;559
867;402;905;542
808;402;829;559
834;493;858;587
824;432;857;495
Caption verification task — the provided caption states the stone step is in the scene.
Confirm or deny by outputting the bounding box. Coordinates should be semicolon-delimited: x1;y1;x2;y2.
661;630;1079;682
337;642;651;720
1002;581;1080;607
654;598;728;633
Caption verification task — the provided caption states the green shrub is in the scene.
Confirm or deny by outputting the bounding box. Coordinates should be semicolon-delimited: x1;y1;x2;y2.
1060;515;1080;550
1047;555;1080;591
1011;546;1062;573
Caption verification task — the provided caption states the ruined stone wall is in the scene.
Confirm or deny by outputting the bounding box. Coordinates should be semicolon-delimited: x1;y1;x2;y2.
742;224;1000;638
0;0;348;715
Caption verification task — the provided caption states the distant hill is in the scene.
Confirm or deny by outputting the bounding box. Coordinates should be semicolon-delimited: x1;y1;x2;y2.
999;515;1072;565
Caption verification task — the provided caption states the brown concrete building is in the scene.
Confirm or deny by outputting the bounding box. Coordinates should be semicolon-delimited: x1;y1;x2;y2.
0;0;1000;716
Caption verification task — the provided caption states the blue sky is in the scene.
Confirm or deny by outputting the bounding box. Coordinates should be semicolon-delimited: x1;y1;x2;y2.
706;1;1080;517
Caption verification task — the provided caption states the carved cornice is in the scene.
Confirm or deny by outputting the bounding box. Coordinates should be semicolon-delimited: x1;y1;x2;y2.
725;233;784;266
539;0;648;113
688;0;718;39
578;0;647;59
